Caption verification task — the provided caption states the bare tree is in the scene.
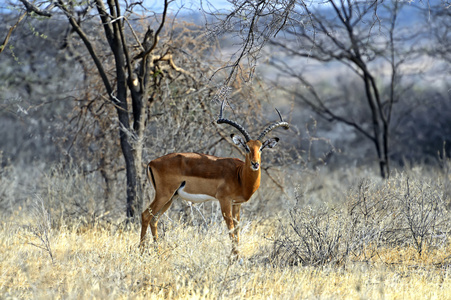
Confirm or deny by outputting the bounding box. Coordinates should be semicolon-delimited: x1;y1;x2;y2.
207;0;432;178
270;1;421;178
11;0;203;221
63;20;219;214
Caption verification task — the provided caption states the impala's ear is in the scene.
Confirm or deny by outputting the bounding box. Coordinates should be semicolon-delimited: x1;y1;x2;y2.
231;134;251;152
261;137;279;150
231;134;246;147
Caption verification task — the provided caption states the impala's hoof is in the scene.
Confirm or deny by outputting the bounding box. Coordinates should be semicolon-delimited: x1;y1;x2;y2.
230;247;240;259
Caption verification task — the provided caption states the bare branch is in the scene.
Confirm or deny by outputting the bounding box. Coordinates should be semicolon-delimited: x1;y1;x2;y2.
134;0;169;60
18;0;53;17
57;0;113;97
0;12;26;55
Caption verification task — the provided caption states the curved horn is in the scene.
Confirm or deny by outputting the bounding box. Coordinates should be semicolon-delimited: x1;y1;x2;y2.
217;100;251;142
257;108;289;141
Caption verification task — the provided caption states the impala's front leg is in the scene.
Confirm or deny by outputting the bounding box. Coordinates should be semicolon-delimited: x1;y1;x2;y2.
232;204;241;245
220;199;239;256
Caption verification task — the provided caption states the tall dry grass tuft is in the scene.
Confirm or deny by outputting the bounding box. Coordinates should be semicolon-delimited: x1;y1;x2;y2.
24;195;54;263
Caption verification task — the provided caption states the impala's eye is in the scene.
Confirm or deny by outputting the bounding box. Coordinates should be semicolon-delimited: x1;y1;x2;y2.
245;145;250;153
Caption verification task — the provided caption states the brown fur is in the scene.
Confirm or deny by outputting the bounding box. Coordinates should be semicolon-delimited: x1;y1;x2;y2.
140;140;264;256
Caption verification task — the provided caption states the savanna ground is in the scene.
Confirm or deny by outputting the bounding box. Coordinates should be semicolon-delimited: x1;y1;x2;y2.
1;162;450;299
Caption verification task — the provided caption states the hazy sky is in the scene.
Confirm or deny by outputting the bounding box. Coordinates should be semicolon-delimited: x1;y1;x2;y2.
147;0;232;12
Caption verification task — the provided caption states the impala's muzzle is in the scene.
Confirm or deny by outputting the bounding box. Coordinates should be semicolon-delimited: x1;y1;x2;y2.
251;161;260;171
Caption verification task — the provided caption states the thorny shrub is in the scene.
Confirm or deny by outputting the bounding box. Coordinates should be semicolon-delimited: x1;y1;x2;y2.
271;170;451;267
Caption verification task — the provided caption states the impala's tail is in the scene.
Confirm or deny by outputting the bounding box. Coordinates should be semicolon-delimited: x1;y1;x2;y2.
146;164;157;190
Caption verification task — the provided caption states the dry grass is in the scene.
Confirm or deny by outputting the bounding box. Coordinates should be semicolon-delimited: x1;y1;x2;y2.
1;164;450;299
0;216;450;299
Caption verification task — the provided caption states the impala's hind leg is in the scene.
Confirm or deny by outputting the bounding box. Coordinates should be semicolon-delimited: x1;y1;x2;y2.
149;198;173;241
140;194;174;247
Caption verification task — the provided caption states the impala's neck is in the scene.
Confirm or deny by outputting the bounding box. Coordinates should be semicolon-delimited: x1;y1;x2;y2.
240;158;261;200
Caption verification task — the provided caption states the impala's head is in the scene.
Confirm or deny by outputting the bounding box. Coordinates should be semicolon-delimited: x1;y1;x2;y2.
231;135;280;171
217;100;289;172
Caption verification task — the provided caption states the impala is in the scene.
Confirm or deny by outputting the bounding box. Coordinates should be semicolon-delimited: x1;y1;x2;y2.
140;101;289;255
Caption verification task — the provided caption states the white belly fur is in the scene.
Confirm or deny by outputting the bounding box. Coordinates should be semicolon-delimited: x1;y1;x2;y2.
177;184;217;203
